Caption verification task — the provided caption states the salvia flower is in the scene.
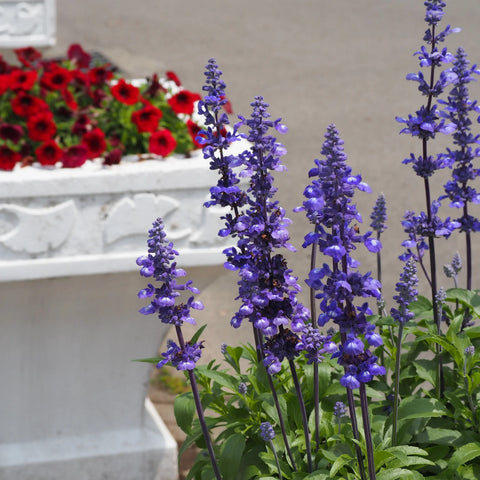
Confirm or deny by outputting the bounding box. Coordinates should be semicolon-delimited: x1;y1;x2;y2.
444;251;462;280
438;47;480;233
157;339;204;371
390;259;419;324
260;421;276;442
297;124;384;387
238;382;248;395
197;58;245;211
334;401;347;418
295;324;337;364
137;218;204;326
370;193;388;235
465;346;475;357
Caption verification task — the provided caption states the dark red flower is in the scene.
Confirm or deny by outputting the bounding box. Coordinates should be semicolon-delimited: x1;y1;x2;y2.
0;124;24;144
9;69;37;91
88;66;113;86
103;148;123;165
11;92;48;117
82;127;106;158
62;88;78;110
14;47;42;68
35;140;63;166
0;74;9;95
149;129;177;157
71;114;90;136
144;73;166;98
167;90;201;115
42;66;72;91
27;112;57;142
131;104;163;133
111;79;140;105
186;119;203;149
67;44;92;69
166;71;181;86
0;146;20;170
91;88;108;107
62;144;89;168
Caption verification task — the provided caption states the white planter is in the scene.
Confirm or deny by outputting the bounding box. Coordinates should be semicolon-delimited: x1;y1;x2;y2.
0;150;235;282
0;0;56;47
0;144;247;479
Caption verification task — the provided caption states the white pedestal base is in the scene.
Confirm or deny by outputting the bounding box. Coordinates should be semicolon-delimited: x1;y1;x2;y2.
0;399;177;480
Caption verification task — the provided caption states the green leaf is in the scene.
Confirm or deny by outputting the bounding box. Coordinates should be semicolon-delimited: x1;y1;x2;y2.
412;359;436;387
376;468;424;480
446;442;480;473
397;396;449;422
194;365;238;392
190;324;207;344
174;392;196;434
414;427;462;446
219;432;246;479
330;453;353;477
132;356;163;364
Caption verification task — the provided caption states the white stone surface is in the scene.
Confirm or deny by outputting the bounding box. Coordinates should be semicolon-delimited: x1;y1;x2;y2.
0;270;182;479
0;0;56;47
0;145;247;282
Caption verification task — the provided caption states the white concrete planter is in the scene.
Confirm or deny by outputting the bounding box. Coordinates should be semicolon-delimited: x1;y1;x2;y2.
0;0;56;47
0;151;234;282
0;144;247;479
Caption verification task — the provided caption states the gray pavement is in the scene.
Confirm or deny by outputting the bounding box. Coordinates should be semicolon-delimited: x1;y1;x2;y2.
18;0;480;353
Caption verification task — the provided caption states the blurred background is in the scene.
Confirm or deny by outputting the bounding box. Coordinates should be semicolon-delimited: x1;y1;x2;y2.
8;0;480;354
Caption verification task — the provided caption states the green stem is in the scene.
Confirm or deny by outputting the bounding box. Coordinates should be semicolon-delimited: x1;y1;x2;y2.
392;321;404;446
289;359;313;473
269;440;283;480
176;327;223;480
359;384;376;480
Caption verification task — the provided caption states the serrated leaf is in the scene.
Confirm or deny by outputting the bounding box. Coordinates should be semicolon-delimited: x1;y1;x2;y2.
190;324;207;344
174;392;196;434
376;468;423;480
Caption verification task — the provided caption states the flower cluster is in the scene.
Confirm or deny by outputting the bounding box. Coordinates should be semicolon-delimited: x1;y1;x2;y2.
198;61;309;375
136;218;204;326
157;338;204;371
0;45;203;170
439;47;480;233
390;259;419;324
297;124;384;388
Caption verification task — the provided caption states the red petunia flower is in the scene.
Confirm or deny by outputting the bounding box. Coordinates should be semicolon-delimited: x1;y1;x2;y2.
82;127;106;158
166;71;181;86
9;69;37;91
88;66;113;86
0;124;24;144
167;90;201;115
149;129;177;157
220;95;233;115
14;47;42;68
11;92;49;117
110;79;140;105
186;119;203;149
27;112;57;142
131;104;163;133
103;148;123;165
62;144;89;168
0;146;21;170
42;66;72;91
62;88;78;110
71;114;90;136
67;44;92;69
0;74;9;95
35;140;63;166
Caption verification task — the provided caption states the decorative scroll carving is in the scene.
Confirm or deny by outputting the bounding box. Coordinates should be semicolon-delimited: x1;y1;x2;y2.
0;200;76;254
104;193;191;245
